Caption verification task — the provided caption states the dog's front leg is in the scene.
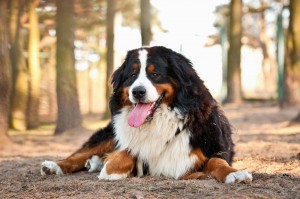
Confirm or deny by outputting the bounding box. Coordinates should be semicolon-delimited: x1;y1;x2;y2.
41;138;115;175
98;150;135;180
204;158;253;183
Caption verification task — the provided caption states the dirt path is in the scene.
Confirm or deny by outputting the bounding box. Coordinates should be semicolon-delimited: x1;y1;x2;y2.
1;103;300;198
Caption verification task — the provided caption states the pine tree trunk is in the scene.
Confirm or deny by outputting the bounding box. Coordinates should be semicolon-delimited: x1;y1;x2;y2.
55;0;82;134
104;0;116;119
27;0;41;129
140;0;152;46
0;0;12;147
259;1;277;96
47;43;57;121
226;0;242;103
281;0;300;107
9;0;28;130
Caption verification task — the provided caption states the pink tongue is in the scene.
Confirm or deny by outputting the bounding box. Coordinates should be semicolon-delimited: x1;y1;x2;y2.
128;103;153;128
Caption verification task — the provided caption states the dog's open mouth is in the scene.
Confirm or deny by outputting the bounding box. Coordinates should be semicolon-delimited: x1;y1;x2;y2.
128;94;164;128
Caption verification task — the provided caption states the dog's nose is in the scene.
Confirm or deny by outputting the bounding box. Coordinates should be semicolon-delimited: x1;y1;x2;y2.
132;86;146;100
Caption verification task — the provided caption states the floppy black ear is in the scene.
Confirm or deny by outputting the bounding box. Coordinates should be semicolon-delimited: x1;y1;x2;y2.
111;50;134;93
111;64;125;93
162;47;214;114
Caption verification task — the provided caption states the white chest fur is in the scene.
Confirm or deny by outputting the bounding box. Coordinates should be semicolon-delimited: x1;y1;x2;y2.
113;105;198;179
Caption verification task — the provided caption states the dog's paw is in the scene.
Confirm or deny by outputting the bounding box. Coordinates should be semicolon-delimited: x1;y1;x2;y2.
97;161;129;181
41;160;63;175
225;170;253;184
85;155;103;172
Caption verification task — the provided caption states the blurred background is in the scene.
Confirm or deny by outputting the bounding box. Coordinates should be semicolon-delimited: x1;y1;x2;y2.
0;0;300;143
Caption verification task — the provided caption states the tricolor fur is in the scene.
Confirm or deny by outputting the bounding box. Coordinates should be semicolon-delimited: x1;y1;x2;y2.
41;46;252;183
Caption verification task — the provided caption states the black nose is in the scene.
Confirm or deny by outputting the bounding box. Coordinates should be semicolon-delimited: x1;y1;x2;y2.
132;86;146;100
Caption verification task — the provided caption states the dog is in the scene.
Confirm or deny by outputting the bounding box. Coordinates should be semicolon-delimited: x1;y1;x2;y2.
41;46;252;183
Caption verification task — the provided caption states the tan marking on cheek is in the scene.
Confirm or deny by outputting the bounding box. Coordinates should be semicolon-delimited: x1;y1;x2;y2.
154;83;175;105
147;64;155;73
121;87;131;106
104;151;136;175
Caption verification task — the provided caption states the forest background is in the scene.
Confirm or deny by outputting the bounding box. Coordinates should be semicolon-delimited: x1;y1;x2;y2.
0;0;299;198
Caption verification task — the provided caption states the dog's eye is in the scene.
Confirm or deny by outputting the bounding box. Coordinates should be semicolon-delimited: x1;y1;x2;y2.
130;73;136;78
151;72;160;78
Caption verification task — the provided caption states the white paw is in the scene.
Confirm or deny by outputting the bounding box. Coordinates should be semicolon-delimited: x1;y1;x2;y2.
225;170;253;184
41;160;63;175
85;155;103;172
97;161;129;181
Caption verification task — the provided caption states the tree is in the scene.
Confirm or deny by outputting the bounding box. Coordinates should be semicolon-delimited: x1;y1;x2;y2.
225;0;242;103
27;0;41;129
9;0;28;130
104;0;117;119
281;0;300;108
282;0;300;122
0;0;12;147
258;1;276;95
140;0;151;46
55;0;82;134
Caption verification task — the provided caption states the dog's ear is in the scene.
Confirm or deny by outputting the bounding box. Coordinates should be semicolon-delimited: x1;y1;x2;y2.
161;47;213;114
111;50;134;93
111;64;125;93
168;52;201;113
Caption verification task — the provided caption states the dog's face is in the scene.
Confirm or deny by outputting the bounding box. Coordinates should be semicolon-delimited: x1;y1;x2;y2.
128;49;165;104
111;46;203;128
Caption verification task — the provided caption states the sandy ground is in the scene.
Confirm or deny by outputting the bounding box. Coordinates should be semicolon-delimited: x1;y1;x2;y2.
0;103;300;199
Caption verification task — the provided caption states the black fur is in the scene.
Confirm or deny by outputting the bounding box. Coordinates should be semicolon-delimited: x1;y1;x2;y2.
109;46;234;165
80;122;114;149
152;47;234;164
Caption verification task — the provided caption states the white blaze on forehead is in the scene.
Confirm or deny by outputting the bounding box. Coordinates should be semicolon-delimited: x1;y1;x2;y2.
139;49;148;75
128;49;159;103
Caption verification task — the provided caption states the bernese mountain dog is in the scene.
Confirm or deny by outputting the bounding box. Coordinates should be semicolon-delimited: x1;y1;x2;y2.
41;46;252;183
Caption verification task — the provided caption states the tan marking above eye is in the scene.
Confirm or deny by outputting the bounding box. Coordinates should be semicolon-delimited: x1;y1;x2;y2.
147;64;155;73
133;63;139;73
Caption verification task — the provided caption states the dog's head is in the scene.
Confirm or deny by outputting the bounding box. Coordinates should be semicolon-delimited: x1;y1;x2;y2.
111;46;211;127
